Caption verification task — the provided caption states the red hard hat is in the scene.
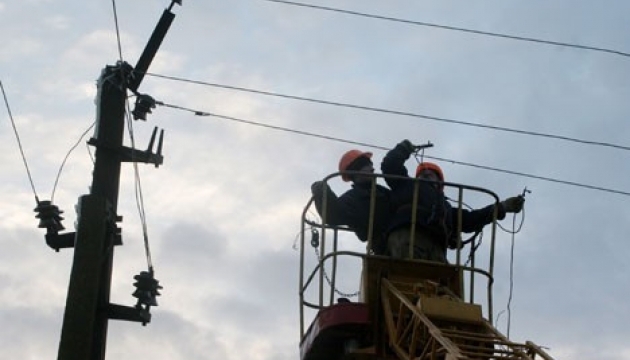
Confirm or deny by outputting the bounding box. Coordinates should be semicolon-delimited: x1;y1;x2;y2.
415;162;444;182
339;150;373;182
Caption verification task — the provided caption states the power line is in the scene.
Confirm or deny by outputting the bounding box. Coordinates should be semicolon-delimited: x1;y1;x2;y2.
112;0;154;272
147;73;630;153
51;122;95;203
1;80;39;204
125;92;155;272
263;0;630;59
111;0;124;62
424;155;630;197
154;99;630;197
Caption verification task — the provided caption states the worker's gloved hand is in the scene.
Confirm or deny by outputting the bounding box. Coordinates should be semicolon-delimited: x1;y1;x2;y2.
398;139;415;154
311;181;326;195
501;195;525;213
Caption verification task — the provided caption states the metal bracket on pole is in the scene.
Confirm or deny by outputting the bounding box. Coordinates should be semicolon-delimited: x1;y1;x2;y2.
107;304;151;325
87;126;164;167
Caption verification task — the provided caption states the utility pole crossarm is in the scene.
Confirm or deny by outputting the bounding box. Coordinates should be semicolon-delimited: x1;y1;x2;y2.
86;127;165;167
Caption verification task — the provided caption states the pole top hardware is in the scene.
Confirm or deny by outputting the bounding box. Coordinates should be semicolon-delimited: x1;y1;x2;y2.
132;94;156;121
169;0;183;10
34;200;65;234
87;126;164;168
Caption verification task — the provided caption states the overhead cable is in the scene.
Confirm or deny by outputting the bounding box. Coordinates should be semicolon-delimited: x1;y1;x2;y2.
111;0;124;63
1;80;40;204
147;73;630;152
154;100;630;197
263;0;630;59
125;97;155;271
112;0;154;271
51;122;95;203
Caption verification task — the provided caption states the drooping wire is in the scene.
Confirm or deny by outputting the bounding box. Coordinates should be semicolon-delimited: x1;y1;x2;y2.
443;197;485;266
124;99;154;272
291;228;301;251
413;162;520;326
147;73;630;153
51;122;95;203
262;0;630;59
506;213;518;337
495;211;520;336
502;190;530;335
1;80;40;204
497;206;526;234
111;0;154;273
154;100;630;198
86;141;95;164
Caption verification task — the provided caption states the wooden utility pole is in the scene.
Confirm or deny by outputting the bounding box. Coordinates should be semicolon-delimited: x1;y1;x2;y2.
34;2;181;359
56;64;127;360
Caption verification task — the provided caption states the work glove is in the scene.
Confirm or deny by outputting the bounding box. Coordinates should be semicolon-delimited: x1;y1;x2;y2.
311;181;328;195
398;139;415;154
501;195;525;213
311;181;323;194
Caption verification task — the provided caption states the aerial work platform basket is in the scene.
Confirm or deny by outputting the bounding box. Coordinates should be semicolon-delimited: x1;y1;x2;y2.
299;173;555;360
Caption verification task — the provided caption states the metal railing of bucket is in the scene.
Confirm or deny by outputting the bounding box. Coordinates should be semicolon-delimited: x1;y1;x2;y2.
299;171;502;338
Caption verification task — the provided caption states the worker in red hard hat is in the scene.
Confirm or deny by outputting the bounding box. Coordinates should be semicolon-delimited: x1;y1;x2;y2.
338;149;374;182
415;162;444;188
311;149;392;255
381;139;525;262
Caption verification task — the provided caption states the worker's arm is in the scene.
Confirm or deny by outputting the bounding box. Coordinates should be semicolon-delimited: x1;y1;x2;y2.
311;181;345;225
381;140;413;189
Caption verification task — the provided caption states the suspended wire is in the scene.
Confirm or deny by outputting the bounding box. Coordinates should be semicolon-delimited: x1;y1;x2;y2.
111;0;154;272
263;0;630;59
51;122;95;203
154;99;630;198
125;105;155;271
425;154;630;197
497;212;525;234
157;100;379;148
125;99;154;272
147;73;630;153
463;231;482;268
1;80;40;204
86;141;95;164
155;100;210;116
497;206;525;234
111;0;124;62
494;211;520;335
506;214;518;337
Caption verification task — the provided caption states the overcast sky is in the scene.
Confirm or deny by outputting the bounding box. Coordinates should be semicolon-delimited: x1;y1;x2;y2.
1;1;629;359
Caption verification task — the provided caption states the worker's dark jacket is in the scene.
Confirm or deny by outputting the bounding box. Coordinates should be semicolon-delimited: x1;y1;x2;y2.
311;181;392;255
381;143;506;249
